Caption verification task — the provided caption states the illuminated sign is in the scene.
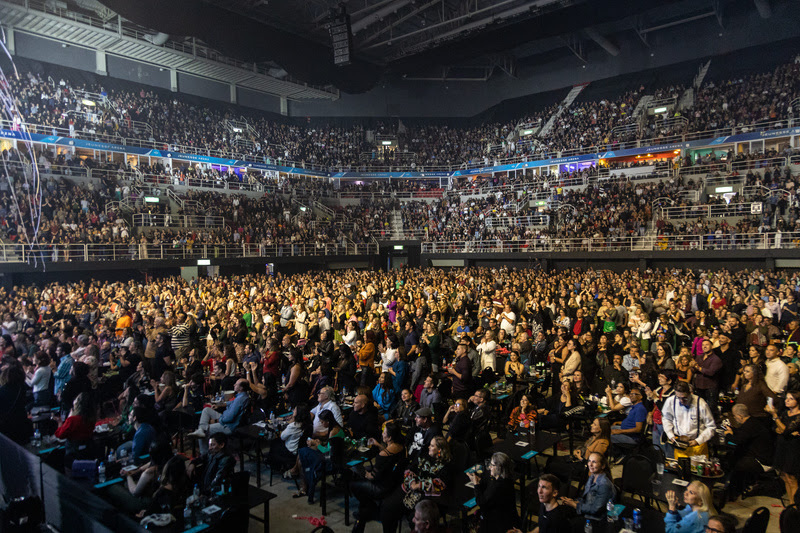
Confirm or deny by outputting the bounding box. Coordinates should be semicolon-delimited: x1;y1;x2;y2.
197;259;211;266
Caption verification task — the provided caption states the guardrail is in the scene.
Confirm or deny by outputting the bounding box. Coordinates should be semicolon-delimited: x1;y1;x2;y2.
486;215;550;228
131;214;226;229
730;157;787;172
420;232;797;253
660;203;757;220
0;242;378;263
2;112;797;175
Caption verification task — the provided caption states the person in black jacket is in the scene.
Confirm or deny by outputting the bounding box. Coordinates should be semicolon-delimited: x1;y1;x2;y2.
60;361;92;414
348;394;382;441
187;432;235;494
724;403;773;498
0;362;33;444
467;451;520;532
351;423;406;533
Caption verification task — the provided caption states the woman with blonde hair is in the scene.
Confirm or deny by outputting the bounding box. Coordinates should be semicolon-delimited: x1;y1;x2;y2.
664;481;716;533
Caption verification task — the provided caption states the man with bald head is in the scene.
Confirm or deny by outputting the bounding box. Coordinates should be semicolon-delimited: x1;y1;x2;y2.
192;378;250;454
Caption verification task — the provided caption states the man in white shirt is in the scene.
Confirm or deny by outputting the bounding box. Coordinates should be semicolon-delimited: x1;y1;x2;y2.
310;386;343;436
765;345;789;394
497;304;516;336
661;381;716;459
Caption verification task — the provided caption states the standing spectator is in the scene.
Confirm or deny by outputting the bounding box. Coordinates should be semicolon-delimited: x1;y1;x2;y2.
765;344;789;394
662;381;717;458
692;339;722;419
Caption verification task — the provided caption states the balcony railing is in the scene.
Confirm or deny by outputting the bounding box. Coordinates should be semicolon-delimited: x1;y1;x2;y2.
0;242;377;263
660;203;757;220
2;113;798;174
131;213;227;229
420;232;797;253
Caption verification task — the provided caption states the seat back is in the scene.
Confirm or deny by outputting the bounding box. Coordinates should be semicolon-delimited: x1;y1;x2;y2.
450;440;471;473
432;402;449;424
620;455;655;495
742;506;770;533
780;504;800;533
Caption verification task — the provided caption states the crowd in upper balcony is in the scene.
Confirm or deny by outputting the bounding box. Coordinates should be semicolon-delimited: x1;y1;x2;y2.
4;56;799;172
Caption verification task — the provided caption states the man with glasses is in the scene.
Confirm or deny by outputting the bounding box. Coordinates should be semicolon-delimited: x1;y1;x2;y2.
610;386;647;450
310;386;342;437
662;381;716;459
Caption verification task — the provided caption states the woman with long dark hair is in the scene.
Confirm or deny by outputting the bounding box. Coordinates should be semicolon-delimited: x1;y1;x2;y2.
351;423;406;533
372;372;396;415
380;435;452;533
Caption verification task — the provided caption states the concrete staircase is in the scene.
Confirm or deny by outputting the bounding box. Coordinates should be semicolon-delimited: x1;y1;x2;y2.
538;83;589;138
694;60;712;89
390;209;404;239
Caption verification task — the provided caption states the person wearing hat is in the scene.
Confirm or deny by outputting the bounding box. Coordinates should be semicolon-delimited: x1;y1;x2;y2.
406;406;441;461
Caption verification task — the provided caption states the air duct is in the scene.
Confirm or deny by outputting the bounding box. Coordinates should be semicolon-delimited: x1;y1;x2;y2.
350;0;413;34
753;0;771;18
145;32;170;46
584;27;619;56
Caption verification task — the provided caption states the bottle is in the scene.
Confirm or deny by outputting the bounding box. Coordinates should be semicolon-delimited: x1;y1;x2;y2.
606;501;615;523
633;508;641;530
584;519;592;533
98;462;106;484
32;429;41;448
183;505;192;527
192;483;201;505
107;451;115;465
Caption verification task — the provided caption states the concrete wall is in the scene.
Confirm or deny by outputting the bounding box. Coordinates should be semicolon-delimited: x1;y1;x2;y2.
177;72;229;101
15;32;95;72
107;55;171;90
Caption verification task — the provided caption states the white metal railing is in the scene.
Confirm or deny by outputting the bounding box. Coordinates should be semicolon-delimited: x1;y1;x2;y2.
420;232;797;253
660;203;757;220
1;112;797;175
679;162;729;177
730;157;787;172
704;175;745;189
486;215;550;228
0;242;377;263
131;213;225;228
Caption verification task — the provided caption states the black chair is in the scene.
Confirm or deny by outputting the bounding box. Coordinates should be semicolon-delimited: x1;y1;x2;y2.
432;401;449;425
318;437;350;523
741;506;770;533
613;454;656;509
780;504;800;532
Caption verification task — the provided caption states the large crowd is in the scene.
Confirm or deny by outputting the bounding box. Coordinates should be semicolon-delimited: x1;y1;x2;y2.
3;265;800;532
4;56;800;170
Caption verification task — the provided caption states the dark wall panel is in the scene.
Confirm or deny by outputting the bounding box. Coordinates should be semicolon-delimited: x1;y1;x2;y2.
107;55;171;90
15;32;95;72
237;87;281;114
178;72;229;101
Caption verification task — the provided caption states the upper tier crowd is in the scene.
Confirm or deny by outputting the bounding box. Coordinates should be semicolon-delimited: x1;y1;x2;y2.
2;266;800;532
6;57;800;169
1;148;798;253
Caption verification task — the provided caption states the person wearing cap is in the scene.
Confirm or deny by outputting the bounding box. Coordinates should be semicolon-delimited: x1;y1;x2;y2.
407;406;441;460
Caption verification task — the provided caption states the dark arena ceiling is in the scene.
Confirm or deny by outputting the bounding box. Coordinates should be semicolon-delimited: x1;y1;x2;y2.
95;0;784;93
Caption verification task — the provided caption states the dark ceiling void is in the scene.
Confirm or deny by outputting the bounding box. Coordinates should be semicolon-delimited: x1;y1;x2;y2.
96;0;382;93
96;0;761;94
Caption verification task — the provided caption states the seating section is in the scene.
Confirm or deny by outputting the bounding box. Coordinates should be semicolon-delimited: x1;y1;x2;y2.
3;54;800;170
